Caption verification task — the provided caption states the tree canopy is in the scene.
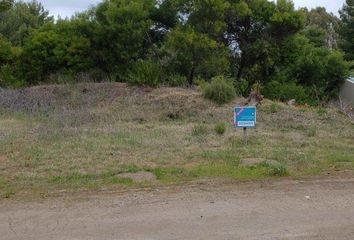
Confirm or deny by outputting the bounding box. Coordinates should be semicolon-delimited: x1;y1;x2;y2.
339;0;354;62
0;0;351;104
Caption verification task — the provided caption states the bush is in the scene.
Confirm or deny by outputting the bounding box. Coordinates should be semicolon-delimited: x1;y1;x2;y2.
126;59;161;87
263;81;310;104
195;77;209;91
234;78;250;97
203;76;236;104
0;65;24;88
214;122;226;135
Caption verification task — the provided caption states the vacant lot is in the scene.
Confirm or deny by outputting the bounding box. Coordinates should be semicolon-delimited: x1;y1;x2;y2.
0;83;353;198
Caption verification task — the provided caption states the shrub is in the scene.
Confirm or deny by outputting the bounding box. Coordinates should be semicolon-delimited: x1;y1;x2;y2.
263;81;310;104
214;122;226;135
127;59;161;87
234;78;250;97
203;76;236;104
0;65;24;88
195;77;209;91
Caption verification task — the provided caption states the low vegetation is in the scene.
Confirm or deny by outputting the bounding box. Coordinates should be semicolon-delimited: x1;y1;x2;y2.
203;76;236;104
0;83;353;198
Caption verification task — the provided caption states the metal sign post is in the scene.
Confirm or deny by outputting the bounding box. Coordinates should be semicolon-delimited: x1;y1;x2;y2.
243;127;247;144
234;106;257;144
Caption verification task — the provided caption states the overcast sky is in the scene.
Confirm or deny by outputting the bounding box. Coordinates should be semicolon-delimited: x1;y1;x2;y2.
26;0;346;19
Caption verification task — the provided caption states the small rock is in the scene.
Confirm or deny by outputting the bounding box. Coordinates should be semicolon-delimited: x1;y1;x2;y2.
287;99;296;106
305;196;310;200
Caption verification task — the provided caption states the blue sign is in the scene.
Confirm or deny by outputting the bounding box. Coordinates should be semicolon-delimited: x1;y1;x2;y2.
234;106;257;128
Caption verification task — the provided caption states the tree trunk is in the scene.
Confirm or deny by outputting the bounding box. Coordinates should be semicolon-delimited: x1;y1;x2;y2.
188;65;195;86
237;54;246;80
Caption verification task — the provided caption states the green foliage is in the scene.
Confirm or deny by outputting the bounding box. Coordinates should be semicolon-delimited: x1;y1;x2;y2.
263;81;310;103
19;29;65;83
268;164;288;177
234;78;250;97
0;64;24;87
18;19;95;83
214;122;226;135
273;31;349;103
186;0;229;39
303;7;339;49
0;0;349;105
303;26;327;47
164;26;229;85
0;0;13;12
203;76;236;104
339;0;354;61
0;35;12;64
94;0;155;77
226;0;304;81
127;59;161;87
294;48;349;101
0;1;53;46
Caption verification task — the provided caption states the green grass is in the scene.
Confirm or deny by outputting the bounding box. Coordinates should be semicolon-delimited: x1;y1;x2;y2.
0;83;353;198
214;122;226;135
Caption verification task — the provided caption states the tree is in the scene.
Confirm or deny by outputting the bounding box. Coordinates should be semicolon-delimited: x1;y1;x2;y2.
93;0;155;78
0;0;13;12
182;0;230;41
339;0;354;61
224;0;304;82
0;35;24;87
150;0;180;44
269;33;349;103
0;35;12;65
302;26;327;48
18;19;95;83
303;7;340;49
164;26;229;85
0;0;53;46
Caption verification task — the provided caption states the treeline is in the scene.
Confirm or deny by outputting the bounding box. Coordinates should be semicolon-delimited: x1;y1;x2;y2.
0;0;353;104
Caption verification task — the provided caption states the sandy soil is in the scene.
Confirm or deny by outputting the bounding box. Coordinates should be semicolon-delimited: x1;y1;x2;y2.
1;175;354;240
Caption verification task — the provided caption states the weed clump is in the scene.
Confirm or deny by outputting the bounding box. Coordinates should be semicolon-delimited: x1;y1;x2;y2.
214;122;226;135
203;76;236;104
192;124;208;137
268;164;288;176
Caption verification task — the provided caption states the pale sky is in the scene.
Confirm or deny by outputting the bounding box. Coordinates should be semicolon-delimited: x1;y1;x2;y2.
25;0;346;18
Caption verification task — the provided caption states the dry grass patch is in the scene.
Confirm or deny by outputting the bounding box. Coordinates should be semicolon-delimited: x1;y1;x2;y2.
0;83;353;198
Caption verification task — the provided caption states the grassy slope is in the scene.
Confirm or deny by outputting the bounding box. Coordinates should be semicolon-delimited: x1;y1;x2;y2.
0;83;353;198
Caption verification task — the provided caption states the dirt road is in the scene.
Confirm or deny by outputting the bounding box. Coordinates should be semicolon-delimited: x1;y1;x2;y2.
1;175;354;240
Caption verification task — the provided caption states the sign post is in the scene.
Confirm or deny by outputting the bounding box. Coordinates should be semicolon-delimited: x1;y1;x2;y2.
234;106;257;144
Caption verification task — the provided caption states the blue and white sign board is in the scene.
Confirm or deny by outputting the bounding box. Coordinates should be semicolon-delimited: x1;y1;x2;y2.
234;106;257;128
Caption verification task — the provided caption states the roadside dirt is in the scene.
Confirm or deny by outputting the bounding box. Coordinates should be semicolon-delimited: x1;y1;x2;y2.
1;174;354;240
